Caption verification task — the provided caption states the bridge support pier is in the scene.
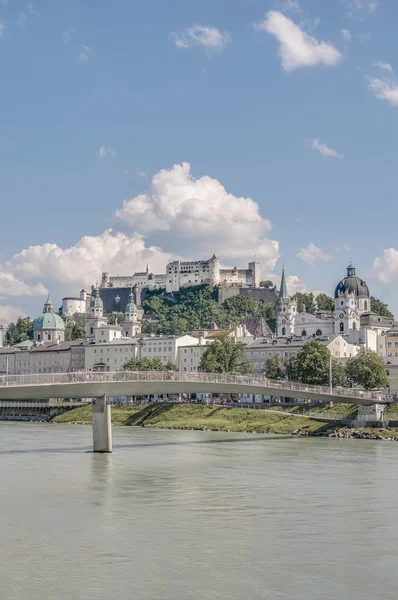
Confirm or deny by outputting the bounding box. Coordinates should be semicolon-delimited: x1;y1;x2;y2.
355;403;386;426
92;395;112;453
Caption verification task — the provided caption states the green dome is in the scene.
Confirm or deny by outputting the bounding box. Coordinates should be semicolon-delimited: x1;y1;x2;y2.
125;291;137;313
34;312;65;331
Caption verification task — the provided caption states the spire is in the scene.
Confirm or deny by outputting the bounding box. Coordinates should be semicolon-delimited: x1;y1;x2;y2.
279;265;289;301
43;294;54;313
146;264;149;274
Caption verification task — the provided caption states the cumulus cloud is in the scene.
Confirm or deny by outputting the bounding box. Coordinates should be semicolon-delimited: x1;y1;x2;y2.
0;305;27;326
372;249;398;284
5;230;173;292
297;243;333;265
254;11;342;72
115;162;279;271
0;272;47;298
340;28;352;42
98;145;116;159
311;139;344;159
367;62;398;106
172;25;230;53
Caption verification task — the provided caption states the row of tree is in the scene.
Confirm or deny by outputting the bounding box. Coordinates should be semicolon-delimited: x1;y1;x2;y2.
265;341;388;390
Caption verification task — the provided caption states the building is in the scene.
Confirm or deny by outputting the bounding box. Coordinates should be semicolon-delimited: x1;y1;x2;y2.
277;262;396;347
33;295;65;343
165;254;260;293
85;338;140;372
140;334;199;365
85;287;107;341
62;289;90;317
120;290;144;337
101;266;166;291
246;334;359;375
30;340;85;374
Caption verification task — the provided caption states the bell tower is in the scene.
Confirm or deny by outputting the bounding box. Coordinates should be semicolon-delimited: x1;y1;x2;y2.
277;266;297;337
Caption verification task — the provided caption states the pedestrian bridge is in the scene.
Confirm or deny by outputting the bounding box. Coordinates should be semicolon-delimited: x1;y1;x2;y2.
0;371;387;452
0;370;385;405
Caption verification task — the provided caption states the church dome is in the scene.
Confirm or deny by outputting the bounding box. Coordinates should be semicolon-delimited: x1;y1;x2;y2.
34;295;65;330
125;291;137;313
334;262;370;299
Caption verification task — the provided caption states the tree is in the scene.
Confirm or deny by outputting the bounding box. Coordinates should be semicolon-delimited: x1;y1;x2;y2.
107;313;124;325
260;280;274;288
223;295;259;318
316;293;334;312
260;302;276;321
346;348;389;390
199;332;253;374
265;355;284;379
5;317;34;346
331;360;348;387
370;297;394;319
292;292;316;314
123;357;175;371
285;341;331;385
64;322;86;341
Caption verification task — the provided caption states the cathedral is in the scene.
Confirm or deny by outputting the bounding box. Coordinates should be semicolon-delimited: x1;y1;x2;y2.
277;262;394;345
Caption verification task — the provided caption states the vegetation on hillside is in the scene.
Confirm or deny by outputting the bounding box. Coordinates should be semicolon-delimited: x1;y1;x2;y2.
64;322;85;341
345;348;389;389
370;297;394;319
140;285;274;336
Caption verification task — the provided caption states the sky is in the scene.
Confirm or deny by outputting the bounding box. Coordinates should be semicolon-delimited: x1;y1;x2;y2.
1;0;398;323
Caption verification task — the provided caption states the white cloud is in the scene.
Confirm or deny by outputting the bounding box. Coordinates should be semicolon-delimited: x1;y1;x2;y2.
286;274;306;294
311;138;344;159
98;145;116;159
340;28;352;41
372;60;393;73
372;249;398;284
368;1;378;13
297;243;333;265
172;25;230;53
62;27;73;44
78;44;92;62
368;72;398;106
0;272;47;298
5;230;173;292
342;0;379;15
0;306;27;326
255;11;342;72
115;162;279;271
0;20;4;37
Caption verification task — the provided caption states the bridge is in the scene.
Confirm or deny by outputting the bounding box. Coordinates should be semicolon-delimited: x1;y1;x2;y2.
0;371;388;452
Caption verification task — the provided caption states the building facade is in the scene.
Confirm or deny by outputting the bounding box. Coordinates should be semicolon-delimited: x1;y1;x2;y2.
33;295;65;343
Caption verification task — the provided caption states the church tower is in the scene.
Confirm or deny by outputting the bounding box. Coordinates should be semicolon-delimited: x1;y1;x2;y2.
277;267;297;337
85;287;107;341
120;289;143;337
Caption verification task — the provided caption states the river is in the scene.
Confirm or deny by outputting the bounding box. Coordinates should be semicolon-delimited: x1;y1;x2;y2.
1;422;398;599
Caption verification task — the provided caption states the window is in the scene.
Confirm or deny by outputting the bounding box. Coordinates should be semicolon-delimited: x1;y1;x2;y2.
254;352;259;358
282;327;286;336
388;342;392;348
340;322;344;333
395;342;398;348
301;330;307;337
364;300;368;311
316;329;322;336
285;352;288;357
353;322;357;331
90;327;93;335
341;301;344;306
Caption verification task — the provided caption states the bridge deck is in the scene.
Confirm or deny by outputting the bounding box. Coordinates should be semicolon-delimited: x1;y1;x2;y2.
0;371;386;406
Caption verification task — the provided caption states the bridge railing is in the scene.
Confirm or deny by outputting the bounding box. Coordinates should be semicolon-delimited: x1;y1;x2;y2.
0;370;383;401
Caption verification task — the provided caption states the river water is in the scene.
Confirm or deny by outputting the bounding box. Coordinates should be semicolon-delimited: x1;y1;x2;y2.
1;423;398;599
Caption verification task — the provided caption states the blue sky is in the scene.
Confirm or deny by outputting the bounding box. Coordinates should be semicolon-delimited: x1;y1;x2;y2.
1;0;398;322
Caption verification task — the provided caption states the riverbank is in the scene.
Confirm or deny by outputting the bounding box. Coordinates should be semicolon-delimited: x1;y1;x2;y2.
51;403;398;439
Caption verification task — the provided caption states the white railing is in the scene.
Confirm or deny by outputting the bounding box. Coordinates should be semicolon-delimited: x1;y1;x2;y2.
0;371;384;402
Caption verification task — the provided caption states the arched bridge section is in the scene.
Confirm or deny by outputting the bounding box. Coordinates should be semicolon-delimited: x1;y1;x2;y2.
0;371;385;406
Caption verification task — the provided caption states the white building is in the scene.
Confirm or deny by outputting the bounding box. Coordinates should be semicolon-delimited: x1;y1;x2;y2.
85;338;140;372
62;289;90;317
85;287;107;341
165;254;260;293
101;266;166;290
246;334;360;375
140;334;200;365
120;290;144;337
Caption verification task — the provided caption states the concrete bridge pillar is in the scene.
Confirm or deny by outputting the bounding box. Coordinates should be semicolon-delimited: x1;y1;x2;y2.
356;403;386;425
92;395;112;453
